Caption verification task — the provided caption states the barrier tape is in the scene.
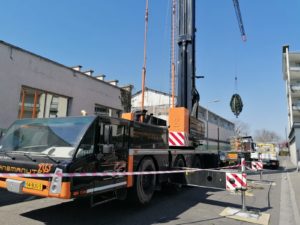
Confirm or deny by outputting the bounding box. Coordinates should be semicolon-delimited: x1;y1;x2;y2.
0;168;202;178
218;164;241;170
0;162;258;179
246;166;257;171
1;167;248;192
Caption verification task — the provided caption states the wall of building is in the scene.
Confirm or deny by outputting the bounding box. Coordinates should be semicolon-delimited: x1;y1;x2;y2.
0;41;130;129
290;142;297;165
132;88;172;108
132;88;173;122
291;128;300;166
283;46;300;166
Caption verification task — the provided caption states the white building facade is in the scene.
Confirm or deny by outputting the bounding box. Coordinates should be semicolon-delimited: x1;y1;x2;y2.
283;45;300;166
0;41;132;131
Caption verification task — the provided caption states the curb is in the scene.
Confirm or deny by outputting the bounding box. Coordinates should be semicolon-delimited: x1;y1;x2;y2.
286;171;300;225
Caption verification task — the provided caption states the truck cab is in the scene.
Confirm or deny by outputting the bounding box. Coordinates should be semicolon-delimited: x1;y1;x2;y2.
0;115;170;204
0;116;130;199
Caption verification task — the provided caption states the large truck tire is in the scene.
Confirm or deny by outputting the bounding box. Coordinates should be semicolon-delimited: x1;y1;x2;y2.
272;161;280;169
192;155;203;168
162;155;186;192
131;157;156;204
174;155;186;168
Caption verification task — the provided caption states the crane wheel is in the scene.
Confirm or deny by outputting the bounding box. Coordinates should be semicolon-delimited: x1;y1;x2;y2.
130;157;156;205
162;155;186;193
174;155;186;168
192;155;203;168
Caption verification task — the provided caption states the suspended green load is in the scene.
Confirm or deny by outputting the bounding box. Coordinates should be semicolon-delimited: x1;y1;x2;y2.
230;93;243;118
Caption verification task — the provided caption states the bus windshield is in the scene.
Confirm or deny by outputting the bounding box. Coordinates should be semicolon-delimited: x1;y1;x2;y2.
0;116;95;159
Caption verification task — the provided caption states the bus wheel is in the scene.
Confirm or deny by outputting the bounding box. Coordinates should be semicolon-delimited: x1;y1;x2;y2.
134;157;156;204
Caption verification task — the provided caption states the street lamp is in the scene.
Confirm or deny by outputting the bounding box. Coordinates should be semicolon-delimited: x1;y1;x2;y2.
206;99;220;151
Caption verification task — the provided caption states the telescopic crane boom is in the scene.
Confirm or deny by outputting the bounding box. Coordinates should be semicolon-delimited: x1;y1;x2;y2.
176;0;198;116
176;0;246;115
232;0;247;41
169;0;247;148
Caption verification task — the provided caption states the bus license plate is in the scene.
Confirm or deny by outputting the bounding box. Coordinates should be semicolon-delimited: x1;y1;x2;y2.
25;181;43;191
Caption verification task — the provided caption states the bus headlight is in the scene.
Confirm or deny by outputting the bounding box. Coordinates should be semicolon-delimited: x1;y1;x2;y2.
50;168;63;194
219;152;226;161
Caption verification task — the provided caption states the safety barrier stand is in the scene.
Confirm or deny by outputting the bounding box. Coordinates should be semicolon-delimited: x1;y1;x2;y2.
219;158;270;225
241;158;247;211
250;160;264;180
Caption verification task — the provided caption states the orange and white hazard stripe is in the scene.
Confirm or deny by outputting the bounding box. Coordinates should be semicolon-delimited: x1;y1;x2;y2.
226;172;247;191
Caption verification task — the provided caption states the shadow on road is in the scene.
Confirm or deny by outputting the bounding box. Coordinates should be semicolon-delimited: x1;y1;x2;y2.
246;166;295;176
20;187;230;225
0;189;40;207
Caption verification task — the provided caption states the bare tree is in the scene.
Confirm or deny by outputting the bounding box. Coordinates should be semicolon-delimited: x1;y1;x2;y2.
233;120;250;136
254;129;281;143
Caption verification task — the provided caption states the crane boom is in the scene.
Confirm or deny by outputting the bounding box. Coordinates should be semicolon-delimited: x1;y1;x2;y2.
232;0;247;41
177;0;199;117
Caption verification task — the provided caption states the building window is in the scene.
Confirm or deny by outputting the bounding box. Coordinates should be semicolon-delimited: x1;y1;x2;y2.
94;104;121;118
18;86;69;119
95;104;109;116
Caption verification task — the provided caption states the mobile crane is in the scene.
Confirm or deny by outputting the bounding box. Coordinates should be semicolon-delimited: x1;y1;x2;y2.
0;0;246;205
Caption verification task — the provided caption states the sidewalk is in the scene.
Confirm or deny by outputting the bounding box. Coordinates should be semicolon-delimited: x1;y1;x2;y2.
281;157;300;224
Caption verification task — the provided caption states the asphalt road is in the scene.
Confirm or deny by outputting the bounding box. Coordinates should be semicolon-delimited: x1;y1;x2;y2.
0;165;288;225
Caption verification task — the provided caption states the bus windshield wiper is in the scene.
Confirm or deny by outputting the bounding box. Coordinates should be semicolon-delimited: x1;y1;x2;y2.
1;151;41;162
23;153;36;162
40;153;60;164
8;151;37;162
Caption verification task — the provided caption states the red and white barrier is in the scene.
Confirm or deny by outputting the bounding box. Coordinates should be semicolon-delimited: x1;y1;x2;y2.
251;161;263;171
226;172;247;191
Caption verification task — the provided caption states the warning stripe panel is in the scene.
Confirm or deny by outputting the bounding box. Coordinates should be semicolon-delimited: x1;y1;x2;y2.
177;132;185;140
251;161;263;170
226;172;247;191
226;174;237;189
233;173;246;187
168;132;188;146
168;137;176;146
170;132;183;146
